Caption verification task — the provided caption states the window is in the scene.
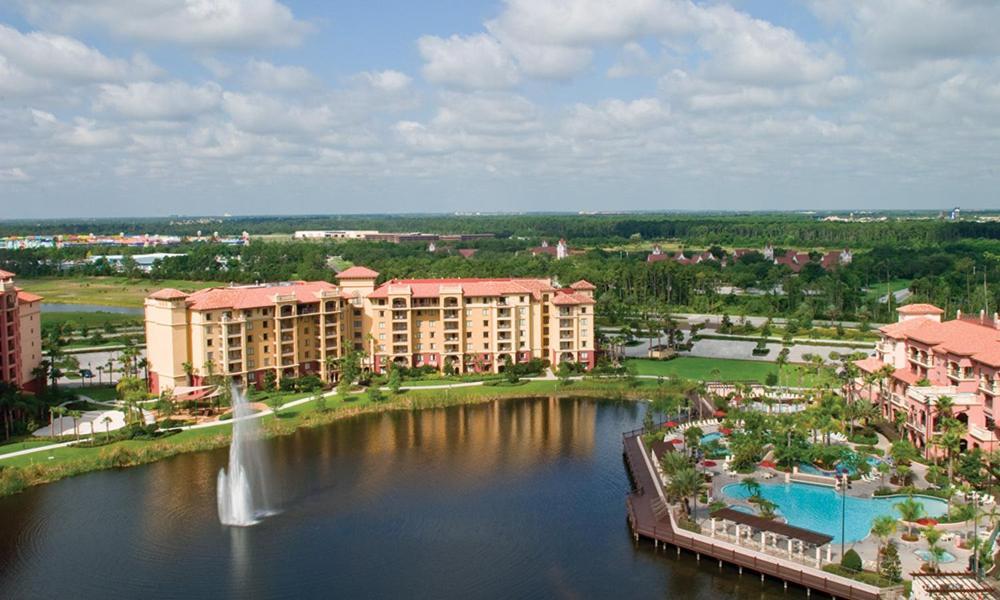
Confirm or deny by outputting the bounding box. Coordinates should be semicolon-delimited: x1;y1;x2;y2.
483;343;489;350
416;332;422;339
580;318;588;326
246;321;253;331
483;320;489;327
416;344;423;351
519;330;526;337
581;352;588;359
263;333;269;341
519;319;526;326
581;307;587;313
482;308;489;316
305;351;311;359
519;307;527;315
207;352;214;361
207;339;213;347
248;348;254;356
248;359;255;369
379;321;385;329
430;344;436;350
379;310;384;317
519;341;526;348
354;320;362;328
466;332;472;338
378;344;386;351
246;335;253;343
264;345;269;353
206;313;213;321
466;309;472;316
581;329;588;337
465;320;473;327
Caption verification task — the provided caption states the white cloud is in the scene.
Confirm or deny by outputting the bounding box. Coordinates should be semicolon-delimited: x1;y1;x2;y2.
19;0;313;49
355;70;412;93
0;167;31;182
563;98;670;138
221;92;334;134
418;34;520;89
96;81;222;120
244;59;318;91
0;24;158;96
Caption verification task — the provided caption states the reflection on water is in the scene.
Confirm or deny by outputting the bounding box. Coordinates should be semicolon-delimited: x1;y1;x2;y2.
0;397;792;599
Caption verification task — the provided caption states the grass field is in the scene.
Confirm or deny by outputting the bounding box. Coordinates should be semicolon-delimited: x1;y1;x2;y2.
628;357;833;386
19;277;229;308
41;311;143;330
863;278;911;301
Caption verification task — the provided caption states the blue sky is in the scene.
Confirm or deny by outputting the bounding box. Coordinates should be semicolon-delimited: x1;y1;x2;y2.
0;0;998;218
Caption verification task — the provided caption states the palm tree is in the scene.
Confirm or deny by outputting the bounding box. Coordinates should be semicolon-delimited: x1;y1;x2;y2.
102;415;113;441
741;476;762;499
665;466;705;519
923;526;944;572
894;495;925;538
181;362;194;386
68;409;82;440
683;426;703;457
51;405;67;436
871;515;897;563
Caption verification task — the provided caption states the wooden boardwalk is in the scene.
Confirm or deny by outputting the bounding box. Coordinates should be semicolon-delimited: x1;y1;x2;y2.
622;431;890;600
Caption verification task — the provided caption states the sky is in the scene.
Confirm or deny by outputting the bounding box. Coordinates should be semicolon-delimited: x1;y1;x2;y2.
0;0;998;218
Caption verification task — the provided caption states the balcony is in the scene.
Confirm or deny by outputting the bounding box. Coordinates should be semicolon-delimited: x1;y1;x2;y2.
393;334;408;343
443;309;459;319
981;382;999;396
559;342;573;350
444;321;459;331
498;343;512;351
970;423;999;443
280;333;294;342
280;321;295;330
498;308;511;318
392;312;408;321
227;336;242;347
890;393;908;409
281;344;295;355
947;370;976;382
445;343;460;353
908;354;930;368
228;362;242;373
497;320;511;330
393;344;408;354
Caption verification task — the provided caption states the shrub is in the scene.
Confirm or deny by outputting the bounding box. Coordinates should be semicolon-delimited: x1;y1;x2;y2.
841;548;863;572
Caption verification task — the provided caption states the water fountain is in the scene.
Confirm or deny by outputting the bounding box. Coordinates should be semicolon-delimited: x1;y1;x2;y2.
217;385;274;526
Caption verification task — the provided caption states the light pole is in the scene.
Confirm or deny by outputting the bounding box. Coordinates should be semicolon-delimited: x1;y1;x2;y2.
837;469;848;559
972;491;980;580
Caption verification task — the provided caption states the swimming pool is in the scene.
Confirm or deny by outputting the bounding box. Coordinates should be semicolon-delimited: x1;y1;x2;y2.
796;456;883;477
722;482;948;544
914;549;957;564
701;432;723;444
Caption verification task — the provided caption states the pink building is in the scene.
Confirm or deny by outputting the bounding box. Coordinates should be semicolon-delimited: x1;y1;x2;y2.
0;270;44;393
856;304;1000;457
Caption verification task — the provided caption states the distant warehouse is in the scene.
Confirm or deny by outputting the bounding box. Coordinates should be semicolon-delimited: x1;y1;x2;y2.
292;230;494;243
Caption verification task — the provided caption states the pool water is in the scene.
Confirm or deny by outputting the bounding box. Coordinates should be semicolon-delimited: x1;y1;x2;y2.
723;482;948;544
797;456;882;477
915;549;957;564
701;432;723;444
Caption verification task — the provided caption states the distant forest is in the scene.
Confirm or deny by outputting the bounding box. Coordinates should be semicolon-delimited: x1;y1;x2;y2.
2;213;1000;248
2;214;999;322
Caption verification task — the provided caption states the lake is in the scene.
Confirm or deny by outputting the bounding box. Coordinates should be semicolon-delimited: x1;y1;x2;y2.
0;397;791;599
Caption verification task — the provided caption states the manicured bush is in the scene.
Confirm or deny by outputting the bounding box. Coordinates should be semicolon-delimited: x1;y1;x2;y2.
841;548;863;572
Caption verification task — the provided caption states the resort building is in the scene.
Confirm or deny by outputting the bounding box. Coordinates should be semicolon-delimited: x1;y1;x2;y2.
0;270;44;392
856;303;1000;456
145;267;597;394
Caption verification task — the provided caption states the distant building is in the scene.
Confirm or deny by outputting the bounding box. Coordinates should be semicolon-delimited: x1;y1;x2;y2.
291;230;494;244
145;268;596;393
87;253;186;273
950;207;961;221
0;270;44;392
530;238;578;260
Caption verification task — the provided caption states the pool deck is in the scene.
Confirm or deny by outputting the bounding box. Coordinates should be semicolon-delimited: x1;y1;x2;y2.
622;430;889;599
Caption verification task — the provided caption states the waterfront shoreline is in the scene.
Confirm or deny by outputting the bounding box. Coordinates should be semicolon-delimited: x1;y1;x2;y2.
0;379;654;497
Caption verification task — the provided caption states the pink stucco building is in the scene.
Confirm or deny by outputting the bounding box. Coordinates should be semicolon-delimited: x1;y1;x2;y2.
856;304;1000;457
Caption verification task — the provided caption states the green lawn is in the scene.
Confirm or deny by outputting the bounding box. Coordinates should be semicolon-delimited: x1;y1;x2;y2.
628;357;833;386
863;278;911;301
41;311;143;330
76;386;121;403
19;276;229;308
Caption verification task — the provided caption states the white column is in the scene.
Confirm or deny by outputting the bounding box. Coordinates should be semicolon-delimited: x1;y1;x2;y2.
710;518;717;537
760;532;766;550
815;547;821;566
735;525;741;545
826;545;832;562
787;539;792;556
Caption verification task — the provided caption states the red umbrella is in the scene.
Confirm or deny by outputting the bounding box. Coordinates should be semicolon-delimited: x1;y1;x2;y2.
664;421;678;428
720;427;733;435
702;460;717;467
668;438;683;445
916;518;938;526
714;410;727;417
759;460;777;469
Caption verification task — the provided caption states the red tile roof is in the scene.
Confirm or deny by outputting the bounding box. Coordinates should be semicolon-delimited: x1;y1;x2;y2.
854;356;885;374
148;288;189;301
16;289;42;303
336;266;379;279
185;281;338;311
0;269;14;279
892;367;921;385
457;249;478;258
569;280;596;290
552;291;596;305
881;315;1000;367
897;303;944;315
368;277;556;300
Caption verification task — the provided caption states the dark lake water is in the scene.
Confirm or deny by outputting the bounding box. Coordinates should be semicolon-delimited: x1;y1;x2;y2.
0;397;792;600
